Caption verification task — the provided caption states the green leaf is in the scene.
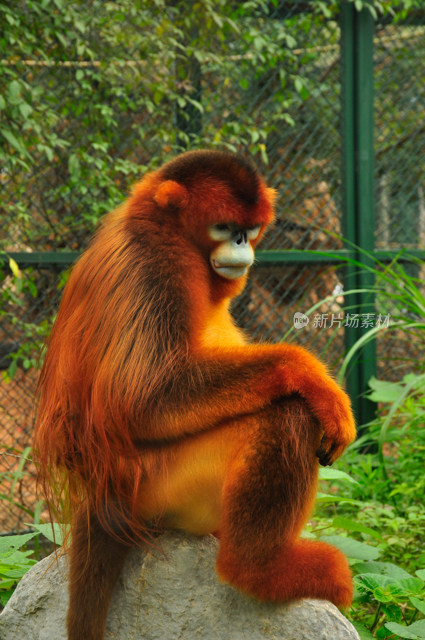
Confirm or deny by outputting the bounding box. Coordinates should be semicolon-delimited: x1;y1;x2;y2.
284;34;296;48
68;154;80;178
8;79;22;103
14;276;23;294
44;146;54;162
367;376;404;402
3;566;35;579
384;622;419;639
0;548;34;564
9;446;31;498
385;620;425;639
397;578;425;595
27;278;38;297
355;573;394;592
294;76;303;93
1;129;26;155
355;573;424;599
7;359;18;380
19;102;32;120
403;373;425;387
0;533;37;555
354;561;413;581
332;517;383;540
416;570;425;581
351;621;375;640
153;90;163;105
319;468;359;484
0;579;16;591
320;536;380;560
253;36;263;51
410;597;425;616
316;493;360;505
29;523;69;546
374;585;395;603
8;257;20;278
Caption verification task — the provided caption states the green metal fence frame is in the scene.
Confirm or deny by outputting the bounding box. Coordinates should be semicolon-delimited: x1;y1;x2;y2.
4;2;425;428
341;3;377;428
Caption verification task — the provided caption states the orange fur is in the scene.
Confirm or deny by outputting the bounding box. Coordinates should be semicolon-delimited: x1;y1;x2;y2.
33;150;355;640
153;179;189;208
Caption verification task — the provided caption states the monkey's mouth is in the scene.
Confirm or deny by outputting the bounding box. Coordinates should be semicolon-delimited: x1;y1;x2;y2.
211;260;249;280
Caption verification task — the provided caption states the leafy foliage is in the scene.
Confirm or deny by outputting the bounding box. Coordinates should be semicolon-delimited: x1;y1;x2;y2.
306;253;425;638
0;0;345;380
0;532;37;608
0;523;68;608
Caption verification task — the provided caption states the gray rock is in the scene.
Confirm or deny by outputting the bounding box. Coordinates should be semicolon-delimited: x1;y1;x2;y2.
0;531;360;640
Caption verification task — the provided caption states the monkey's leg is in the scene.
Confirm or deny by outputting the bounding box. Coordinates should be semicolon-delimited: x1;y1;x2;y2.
216;395;352;608
66;507;132;640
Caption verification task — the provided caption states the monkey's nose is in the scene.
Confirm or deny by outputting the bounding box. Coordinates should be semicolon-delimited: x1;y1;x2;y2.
233;231;248;246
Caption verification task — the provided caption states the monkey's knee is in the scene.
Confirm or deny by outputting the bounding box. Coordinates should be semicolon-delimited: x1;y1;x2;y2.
217;396;322;562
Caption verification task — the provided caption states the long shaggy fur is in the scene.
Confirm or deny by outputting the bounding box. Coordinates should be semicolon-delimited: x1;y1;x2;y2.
33;150;356;640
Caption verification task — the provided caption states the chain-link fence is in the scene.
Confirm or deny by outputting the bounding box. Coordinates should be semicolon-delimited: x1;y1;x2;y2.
373;14;425;381
1;1;424;533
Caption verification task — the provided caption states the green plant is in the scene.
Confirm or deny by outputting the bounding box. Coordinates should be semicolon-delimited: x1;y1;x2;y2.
0;257;51;381
0;446;38;516
309;251;425;637
354;563;425;640
366;374;425;477
0;532;37;607
0;523;66;608
313;467;425;639
0;0;347;382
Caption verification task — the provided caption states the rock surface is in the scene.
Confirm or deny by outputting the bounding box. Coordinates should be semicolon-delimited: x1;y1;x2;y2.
0;531;360;640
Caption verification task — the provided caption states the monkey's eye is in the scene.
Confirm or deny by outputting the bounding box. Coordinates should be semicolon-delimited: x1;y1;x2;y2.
247;225;261;240
208;223;233;241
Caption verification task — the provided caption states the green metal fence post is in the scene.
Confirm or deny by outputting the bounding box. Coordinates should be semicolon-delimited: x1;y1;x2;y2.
354;5;377;429
340;1;377;429
340;1;359;413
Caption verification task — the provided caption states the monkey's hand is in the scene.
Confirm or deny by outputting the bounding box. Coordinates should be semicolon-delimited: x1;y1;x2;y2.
313;382;355;466
278;345;356;466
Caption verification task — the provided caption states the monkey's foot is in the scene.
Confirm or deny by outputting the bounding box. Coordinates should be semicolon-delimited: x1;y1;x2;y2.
216;539;353;609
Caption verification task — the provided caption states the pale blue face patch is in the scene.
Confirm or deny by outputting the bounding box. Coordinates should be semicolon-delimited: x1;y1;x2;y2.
207;224;261;280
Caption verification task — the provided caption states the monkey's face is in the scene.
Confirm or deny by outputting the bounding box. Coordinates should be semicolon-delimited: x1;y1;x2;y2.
143;152;276;286
207;223;261;280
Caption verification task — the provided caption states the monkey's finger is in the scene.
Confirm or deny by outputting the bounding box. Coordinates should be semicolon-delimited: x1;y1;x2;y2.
317;449;333;467
316;442;331;466
316;435;330;456
316;437;339;466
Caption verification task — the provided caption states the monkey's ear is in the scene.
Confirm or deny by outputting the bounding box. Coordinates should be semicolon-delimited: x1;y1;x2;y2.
154;180;189;209
266;187;278;205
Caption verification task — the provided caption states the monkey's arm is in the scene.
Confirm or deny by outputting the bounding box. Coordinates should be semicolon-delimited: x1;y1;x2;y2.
141;343;355;465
